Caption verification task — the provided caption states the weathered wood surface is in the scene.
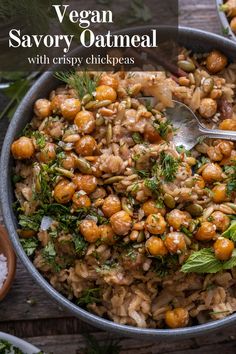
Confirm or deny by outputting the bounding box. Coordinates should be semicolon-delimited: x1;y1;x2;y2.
1;1;236;353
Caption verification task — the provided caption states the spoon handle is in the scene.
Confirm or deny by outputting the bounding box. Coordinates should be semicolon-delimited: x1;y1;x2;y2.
198;126;236;141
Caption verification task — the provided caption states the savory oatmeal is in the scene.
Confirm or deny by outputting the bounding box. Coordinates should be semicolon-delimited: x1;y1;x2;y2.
11;48;236;329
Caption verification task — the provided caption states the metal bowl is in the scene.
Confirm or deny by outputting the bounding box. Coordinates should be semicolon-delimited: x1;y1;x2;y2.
1;27;236;339
216;0;236;41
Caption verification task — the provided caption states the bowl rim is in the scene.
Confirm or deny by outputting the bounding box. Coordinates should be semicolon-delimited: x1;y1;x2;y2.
0;225;16;301
0;331;40;353
1;26;236;338
215;0;236;41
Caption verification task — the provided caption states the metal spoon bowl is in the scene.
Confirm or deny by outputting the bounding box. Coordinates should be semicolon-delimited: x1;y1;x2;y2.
143;98;236;150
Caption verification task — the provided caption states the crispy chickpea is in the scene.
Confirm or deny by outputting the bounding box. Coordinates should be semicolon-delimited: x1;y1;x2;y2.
195;221;216;241
212;184;228;203
199;98;217;119
211;211;230;232
145;213;167;235
61;153;76;170
218;141;233;157
80;219;100;243
61;98;81;121
74;135;97;156
102;194;121;217
165;308;189;328
11;136;35;160
74;110;96;134
164;232;186;254
219;119;236;131
166;209;191;231
99;74;119;90
34;99;52;119
145;236;168;257
142;200;166;217
37;143;56;163
99;224;116;245
51;94;67;114
230;17;236;33
96;85;117;102
72;192;91;209
73;174;97;195
144;123;162;143
214;237;234;261
201;163;223;183
110;210;132;236
53;179;75;204
206;50;228;74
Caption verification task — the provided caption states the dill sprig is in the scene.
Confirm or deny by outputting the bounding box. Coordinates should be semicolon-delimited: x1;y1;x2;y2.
153;119;173;139
159;151;180;182
54;71;100;99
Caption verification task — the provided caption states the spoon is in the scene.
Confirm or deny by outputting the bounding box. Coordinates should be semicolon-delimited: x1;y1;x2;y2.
141;98;236;150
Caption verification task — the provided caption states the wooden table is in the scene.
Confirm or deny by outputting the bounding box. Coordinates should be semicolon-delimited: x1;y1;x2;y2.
1;1;236;353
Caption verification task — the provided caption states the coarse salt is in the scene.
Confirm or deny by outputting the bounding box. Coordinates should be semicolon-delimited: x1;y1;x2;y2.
0;253;8;289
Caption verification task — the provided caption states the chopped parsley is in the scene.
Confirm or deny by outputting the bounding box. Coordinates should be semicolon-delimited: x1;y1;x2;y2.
132;132;143;144
20;237;39;256
77;288;101;306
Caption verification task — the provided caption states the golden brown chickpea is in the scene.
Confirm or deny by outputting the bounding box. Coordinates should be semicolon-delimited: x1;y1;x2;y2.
212;184;228;203
195;221;216;241
110;210;132;236
195;175;205;189
214;237;234;261
199;98;217;118
99;74;119;90
72;192;91;209
74;135;97;156
61;153;76;170
80;219;100;243
145;213;167;235
145;236;168;257
53;179;75;204
51;94;67;114
144;123;162;143
34;99;52;119
218;141;233;157
165;308;189;328
230;17;236;33
219;119;236;131
11;136;35;160
211;211;230;232
201;163;223;183
166;209;191;231
96;85;117;102
142;200;166;217
206;50;228;74
37;143;56;163
73;174;97;195
102;194;121;218
164;232;186;254
61;98;81;121
74;110;96;134
90;187;107;200
99;224;116;245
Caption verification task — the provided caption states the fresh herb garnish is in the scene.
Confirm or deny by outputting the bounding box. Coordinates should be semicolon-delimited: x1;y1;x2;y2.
225;162;236;196
159;151;180;182
77;288;101;306
73;234;88;257
19;213;43;232
42;241;56;263
132;132;143;144
20;237;39;256
55;71;99;99
153;119;172;139
222;221;236;241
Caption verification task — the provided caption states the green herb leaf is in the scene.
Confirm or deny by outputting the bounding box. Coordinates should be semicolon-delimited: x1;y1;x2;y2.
159;151;180;182
77;288;101;306
19;213;43;231
73;234;88;257
181;248;222;274
132;132;143;144
20;237;39;256
55;71;99;99
42;241;56;263
153;119;173;139
222;221;236;241
223;249;236;270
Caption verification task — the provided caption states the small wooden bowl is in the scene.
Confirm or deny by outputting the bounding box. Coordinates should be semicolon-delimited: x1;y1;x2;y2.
0;224;16;301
